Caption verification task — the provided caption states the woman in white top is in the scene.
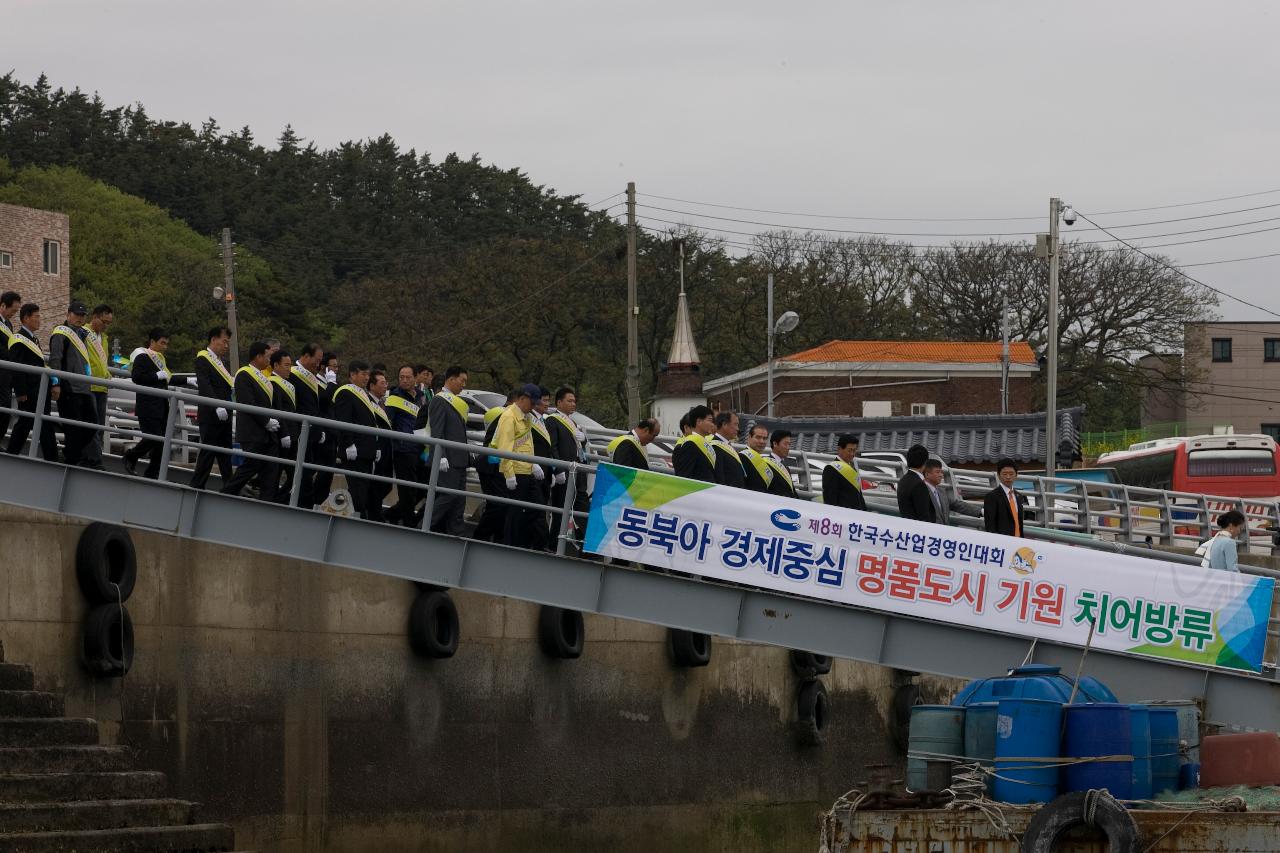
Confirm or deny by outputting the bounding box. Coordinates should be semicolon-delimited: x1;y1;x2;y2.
1199;510;1245;572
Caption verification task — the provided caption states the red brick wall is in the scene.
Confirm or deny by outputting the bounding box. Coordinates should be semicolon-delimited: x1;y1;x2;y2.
0;203;71;348
708;372;1033;417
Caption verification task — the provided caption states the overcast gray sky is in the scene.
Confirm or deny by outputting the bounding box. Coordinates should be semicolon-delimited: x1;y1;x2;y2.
8;0;1279;320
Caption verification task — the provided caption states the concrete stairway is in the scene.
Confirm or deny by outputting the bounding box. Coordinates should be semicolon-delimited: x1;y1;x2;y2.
0;641;246;852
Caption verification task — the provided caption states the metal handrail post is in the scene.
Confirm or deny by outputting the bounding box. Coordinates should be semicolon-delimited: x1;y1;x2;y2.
289;422;311;508
156;397;181;483
555;466;578;556
26;374;50;460
419;448;442;532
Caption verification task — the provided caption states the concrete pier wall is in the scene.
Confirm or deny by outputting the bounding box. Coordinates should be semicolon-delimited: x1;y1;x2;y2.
0;504;957;852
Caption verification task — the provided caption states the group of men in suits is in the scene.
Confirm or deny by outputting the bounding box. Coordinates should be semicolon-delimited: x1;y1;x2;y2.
896;443;1027;535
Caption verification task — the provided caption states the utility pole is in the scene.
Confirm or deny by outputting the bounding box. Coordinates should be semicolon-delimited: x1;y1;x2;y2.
625;182;640;426
1001;292;1010;415
221;228;241;371
1044;197;1062;476
767;272;775;417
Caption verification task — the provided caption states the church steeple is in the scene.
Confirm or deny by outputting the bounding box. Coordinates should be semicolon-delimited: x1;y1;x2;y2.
667;278;700;367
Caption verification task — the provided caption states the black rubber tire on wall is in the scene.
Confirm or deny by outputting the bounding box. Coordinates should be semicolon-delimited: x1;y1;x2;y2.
409;589;459;659
669;629;712;668
790;650;833;678
1020;791;1140;853
538;606;585;659
82;603;134;677
75;523;137;605
796;678;829;746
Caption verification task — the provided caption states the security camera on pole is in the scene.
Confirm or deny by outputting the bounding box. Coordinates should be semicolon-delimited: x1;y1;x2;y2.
1035;198;1074;476
766;272;800;418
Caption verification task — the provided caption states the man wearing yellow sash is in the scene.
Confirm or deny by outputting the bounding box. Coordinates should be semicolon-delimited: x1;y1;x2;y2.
822;433;867;511
80;304;114;471
765;429;799;499
190;326;236;490
385;364;426;526
269;350;299;502
607;419;658;470
5;303;60;460
288;343;327;508
333;359;381;520
0;291;21;446
739;423;773;493
427;366;472;536
494;383;541;548
710;411;747;489
49;301;95;466
123;328;172;479
673;404;717;483
220;342;281;502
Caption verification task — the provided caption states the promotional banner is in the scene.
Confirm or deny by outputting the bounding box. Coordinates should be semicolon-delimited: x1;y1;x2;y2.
585;463;1275;673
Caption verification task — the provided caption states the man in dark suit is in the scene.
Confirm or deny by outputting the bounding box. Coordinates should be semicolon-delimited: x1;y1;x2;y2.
823;433;867;511
269;350;299;502
332;359;379;519
608;419;658;470
710;411;746;489
548;385;591;550
428;365;472;536
221;341;281;501
5;303;60;461
896;443;935;523
765;429;800;499
189;326;235;490
287;343;325;507
673;404;717;483
123;328;172;479
984;457;1028;537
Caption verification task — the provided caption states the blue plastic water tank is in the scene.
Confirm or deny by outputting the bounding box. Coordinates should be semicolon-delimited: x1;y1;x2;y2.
1062;703;1132;799
963;702;998;795
907;705;965;792
953;664;1117;707
1129;704;1153;800
994;698;1061;804
1150;708;1181;794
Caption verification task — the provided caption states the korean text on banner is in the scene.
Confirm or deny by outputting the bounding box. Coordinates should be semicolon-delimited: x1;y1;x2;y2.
584;463;1274;673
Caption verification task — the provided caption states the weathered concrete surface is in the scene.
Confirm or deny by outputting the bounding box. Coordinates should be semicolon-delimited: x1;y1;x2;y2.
0;504;958;852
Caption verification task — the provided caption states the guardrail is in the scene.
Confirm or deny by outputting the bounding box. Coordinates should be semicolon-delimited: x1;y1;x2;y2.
4;360;1277;668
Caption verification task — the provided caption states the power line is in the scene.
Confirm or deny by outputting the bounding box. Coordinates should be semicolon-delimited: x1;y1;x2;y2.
1179;252;1280;268
636;187;1280;224
1074;210;1280;321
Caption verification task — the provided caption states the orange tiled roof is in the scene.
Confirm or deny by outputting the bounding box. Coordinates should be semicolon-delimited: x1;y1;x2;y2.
782;340;1037;365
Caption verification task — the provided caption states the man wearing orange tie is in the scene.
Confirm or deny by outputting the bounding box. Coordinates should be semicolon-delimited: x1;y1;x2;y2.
983;458;1028;537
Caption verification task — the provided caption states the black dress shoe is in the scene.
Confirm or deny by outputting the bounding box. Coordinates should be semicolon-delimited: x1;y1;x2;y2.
123;454;138;476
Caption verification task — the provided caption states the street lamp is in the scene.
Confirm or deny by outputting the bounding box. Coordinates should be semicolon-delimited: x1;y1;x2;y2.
766;272;800;417
1037;198;1073;475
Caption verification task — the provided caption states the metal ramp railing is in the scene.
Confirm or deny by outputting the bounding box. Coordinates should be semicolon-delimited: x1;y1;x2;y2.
1;361;1278;732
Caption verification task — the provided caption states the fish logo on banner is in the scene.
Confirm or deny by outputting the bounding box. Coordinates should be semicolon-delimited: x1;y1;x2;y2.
770;508;802;532
1010;546;1040;576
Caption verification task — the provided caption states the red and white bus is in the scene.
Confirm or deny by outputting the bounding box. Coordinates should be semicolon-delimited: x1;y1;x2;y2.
1097;434;1280;498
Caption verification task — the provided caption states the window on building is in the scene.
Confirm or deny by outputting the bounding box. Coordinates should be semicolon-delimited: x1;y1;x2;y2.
1264;424;1280;442
1265;339;1280;363
911;402;937;416
0;251;11;269
1211;338;1232;362
42;240;59;276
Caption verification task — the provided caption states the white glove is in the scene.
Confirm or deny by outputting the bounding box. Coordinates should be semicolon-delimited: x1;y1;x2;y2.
215;407;228;422
266;418;280;432
505;475;517;491
157;369;170;381
345;444;357;461
324;369;337;383
574;429;585;442
375;450;381;463
532;464;545;481
186;377;198;388
281;435;292;450
318;431;326;445
439;457;450;473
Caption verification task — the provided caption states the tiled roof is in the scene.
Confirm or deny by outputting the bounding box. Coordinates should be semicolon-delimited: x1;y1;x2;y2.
783;340;1038;365
743;407;1084;465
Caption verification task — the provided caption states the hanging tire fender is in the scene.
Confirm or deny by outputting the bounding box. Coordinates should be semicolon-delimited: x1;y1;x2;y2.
538;606;585;659
669;629;712;668
796;678;829;747
76;523;138;604
790;650;833;677
82;603;134;677
409;589;459;659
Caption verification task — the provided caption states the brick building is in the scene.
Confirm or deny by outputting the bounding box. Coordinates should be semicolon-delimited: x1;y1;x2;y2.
0;202;71;347
703;340;1039;418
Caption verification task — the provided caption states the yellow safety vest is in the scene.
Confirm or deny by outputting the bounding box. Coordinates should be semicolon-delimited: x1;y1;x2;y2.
494;404;534;476
85;331;110;393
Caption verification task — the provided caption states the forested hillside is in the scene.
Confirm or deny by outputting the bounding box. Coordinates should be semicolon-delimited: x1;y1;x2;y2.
0;73;1212;429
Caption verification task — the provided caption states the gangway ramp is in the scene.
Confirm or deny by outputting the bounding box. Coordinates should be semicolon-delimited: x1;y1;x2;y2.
2;450;1277;733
